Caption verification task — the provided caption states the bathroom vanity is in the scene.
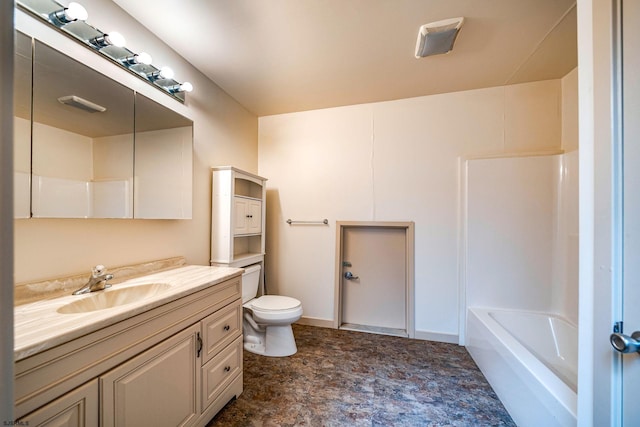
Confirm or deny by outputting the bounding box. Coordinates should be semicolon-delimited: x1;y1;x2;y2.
14;265;243;426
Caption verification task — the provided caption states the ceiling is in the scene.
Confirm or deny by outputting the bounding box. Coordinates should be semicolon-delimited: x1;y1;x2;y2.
113;0;577;117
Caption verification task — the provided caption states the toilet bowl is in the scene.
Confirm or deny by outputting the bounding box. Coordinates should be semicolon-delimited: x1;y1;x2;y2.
242;264;302;357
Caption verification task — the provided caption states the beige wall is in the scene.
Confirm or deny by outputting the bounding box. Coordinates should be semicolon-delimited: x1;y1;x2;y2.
259;78;567;339
14;1;258;284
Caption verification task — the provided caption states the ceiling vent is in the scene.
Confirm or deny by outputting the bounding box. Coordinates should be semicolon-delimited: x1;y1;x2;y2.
415;17;465;58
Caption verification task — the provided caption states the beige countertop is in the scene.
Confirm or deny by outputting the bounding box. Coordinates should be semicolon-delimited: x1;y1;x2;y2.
14;265;243;361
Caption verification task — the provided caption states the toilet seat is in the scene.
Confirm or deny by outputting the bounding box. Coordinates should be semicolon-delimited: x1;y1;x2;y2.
244;295;303;325
249;295;301;311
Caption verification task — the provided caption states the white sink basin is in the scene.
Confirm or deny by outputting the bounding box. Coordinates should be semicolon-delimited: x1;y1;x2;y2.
57;283;172;314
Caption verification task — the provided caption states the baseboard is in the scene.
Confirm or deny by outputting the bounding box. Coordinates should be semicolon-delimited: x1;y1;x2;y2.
295;316;334;328
414;330;459;344
295;318;460;345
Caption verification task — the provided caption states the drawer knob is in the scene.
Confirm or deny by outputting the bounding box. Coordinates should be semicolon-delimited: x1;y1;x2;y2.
223;325;230;331
224;366;231;372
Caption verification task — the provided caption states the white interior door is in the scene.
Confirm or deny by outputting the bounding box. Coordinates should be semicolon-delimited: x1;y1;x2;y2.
619;0;640;423
340;226;407;336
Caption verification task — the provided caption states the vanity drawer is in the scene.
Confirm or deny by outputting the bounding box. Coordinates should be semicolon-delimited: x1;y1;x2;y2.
201;302;242;363
201;336;242;412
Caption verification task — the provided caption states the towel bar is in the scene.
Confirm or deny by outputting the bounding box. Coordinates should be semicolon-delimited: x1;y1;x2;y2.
286;219;329;225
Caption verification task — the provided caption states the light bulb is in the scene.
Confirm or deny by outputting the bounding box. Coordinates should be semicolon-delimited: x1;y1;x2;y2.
123;52;153;66
160;66;174;80
136;52;152;65
49;2;88;26
65;2;88;21
105;31;126;48
146;66;176;81
168;82;194;93
89;31;126;48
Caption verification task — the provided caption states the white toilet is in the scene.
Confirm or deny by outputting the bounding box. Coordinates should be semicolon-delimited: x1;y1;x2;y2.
242;263;303;357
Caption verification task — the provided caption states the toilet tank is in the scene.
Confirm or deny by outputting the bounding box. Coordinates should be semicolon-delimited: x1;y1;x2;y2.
242;263;262;303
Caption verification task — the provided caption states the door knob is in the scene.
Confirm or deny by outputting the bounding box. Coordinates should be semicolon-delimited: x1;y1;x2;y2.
344;271;359;280
610;331;640;353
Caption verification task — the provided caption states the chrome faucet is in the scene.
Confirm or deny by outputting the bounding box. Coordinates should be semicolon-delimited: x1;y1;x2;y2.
72;265;114;295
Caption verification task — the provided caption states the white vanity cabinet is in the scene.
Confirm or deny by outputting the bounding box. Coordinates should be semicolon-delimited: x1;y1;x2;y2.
16;273;243;427
211;167;267;268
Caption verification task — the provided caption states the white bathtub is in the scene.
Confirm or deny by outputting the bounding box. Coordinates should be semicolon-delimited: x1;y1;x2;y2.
466;308;577;427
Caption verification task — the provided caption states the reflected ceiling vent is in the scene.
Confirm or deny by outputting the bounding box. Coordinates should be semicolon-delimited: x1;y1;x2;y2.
57;95;107;113
415;17;464;58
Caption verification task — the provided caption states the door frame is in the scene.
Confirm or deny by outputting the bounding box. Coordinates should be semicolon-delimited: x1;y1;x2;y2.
577;0;619;423
334;221;415;338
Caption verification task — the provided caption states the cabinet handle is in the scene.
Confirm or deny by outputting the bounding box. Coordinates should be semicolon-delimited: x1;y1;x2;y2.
223;324;230;331
196;332;203;358
224;366;231;372
246;214;253;218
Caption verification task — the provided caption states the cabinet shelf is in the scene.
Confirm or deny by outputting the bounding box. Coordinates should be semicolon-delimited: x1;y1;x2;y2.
218;253;264;268
233;195;262;202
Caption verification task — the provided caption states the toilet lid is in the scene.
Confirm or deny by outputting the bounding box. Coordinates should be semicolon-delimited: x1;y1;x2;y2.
250;295;301;311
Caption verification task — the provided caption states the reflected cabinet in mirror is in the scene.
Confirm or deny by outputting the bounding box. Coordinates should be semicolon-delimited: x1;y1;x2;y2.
21;35;193;219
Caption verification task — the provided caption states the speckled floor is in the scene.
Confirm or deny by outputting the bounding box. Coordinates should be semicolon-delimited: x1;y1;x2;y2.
208;324;515;426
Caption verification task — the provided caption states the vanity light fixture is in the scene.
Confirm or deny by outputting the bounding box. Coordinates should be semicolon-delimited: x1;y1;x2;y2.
89;31;126;48
48;2;88;27
17;0;193;102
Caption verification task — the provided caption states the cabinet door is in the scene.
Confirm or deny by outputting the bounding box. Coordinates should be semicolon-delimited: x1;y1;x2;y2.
101;324;200;427
233;197;249;235
247;200;263;234
133;94;193;219
18;380;98;427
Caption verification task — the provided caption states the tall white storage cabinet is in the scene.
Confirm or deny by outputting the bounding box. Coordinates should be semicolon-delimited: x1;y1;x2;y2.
211;167;267;281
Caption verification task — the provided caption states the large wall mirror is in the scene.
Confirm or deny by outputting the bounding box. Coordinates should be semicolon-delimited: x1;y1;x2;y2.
14;31;193;220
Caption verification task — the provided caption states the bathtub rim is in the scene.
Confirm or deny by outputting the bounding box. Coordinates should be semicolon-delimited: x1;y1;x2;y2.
467;307;578;420
489;308;578;391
